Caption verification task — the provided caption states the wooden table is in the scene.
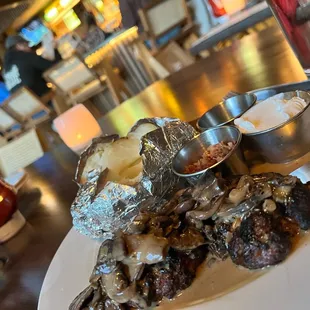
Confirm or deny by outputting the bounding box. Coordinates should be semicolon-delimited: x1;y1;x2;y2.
99;25;306;137
0;25;307;310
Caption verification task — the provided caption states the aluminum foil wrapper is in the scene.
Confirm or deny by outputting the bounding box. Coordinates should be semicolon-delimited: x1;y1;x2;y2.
71;118;197;239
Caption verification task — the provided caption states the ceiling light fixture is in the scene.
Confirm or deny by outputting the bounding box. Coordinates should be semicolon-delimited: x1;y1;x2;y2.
60;0;72;8
44;7;59;22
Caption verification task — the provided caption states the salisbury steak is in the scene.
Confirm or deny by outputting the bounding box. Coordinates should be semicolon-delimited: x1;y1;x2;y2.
285;183;310;230
228;211;293;269
140;246;207;304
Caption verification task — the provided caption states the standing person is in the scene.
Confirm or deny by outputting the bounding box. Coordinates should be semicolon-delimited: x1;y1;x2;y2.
119;0;152;32
0;79;9;105
41;28;61;61
83;12;108;51
3;35;57;97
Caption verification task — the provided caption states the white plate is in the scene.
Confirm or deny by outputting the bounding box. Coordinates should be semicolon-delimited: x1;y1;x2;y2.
38;164;310;310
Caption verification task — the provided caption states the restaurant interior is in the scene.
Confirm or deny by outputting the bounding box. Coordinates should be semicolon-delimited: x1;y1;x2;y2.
1;0;310;309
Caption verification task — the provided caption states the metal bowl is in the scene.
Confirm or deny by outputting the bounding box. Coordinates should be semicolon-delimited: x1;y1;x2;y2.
172;126;249;182
197;94;256;131
242;90;310;163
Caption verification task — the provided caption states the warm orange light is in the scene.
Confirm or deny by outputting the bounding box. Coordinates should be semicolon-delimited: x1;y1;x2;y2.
222;0;246;15
60;0;72;7
44;7;59;22
85;27;138;67
53;104;102;154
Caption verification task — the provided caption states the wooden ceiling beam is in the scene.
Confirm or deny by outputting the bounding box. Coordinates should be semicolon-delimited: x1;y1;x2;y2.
0;0;28;11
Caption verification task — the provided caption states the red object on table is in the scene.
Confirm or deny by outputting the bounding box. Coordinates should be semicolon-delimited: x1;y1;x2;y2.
208;0;227;17
268;0;310;69
0;179;17;227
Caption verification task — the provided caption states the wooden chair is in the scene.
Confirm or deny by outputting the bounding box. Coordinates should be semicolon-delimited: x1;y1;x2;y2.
0;129;44;178
138;0;197;52
0;108;22;140
96;58;132;105
44;55;131;108
1;87;50;129
154;41;195;73
0;91;46;178
130;38;169;79
85;27;156;94
131;37;195;79
43;55;104;106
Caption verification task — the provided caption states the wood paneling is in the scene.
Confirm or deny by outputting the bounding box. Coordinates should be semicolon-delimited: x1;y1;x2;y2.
0;2;29;34
0;0;53;34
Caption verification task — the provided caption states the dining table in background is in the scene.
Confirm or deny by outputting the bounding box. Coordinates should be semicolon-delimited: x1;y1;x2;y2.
98;24;306;136
190;1;273;55
0;24;307;310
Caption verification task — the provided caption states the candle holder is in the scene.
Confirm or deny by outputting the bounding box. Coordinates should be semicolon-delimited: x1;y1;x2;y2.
0;179;25;243
53;104;102;154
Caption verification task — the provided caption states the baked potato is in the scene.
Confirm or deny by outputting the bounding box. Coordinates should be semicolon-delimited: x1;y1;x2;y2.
75;122;158;186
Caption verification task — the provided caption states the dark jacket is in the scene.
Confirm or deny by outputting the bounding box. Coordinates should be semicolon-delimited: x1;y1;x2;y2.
119;0;152;32
3;50;56;97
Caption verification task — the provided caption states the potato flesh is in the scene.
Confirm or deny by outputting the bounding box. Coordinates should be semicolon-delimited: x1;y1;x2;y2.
81;123;158;186
81;144;113;183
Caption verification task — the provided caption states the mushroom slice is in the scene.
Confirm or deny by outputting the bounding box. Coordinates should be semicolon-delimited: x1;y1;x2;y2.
125;234;169;264
228;176;253;205
69;285;96;310
122;257;145;282
169;227;205;251
91;238;127;278
101;270;136;304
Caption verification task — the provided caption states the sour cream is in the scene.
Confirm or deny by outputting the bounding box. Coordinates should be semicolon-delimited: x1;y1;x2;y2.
234;93;308;134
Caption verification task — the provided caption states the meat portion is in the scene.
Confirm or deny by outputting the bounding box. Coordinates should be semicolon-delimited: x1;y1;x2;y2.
70;172;310;309
285;182;310;230
140;247;207;304
228;211;293;269
204;224;229;260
